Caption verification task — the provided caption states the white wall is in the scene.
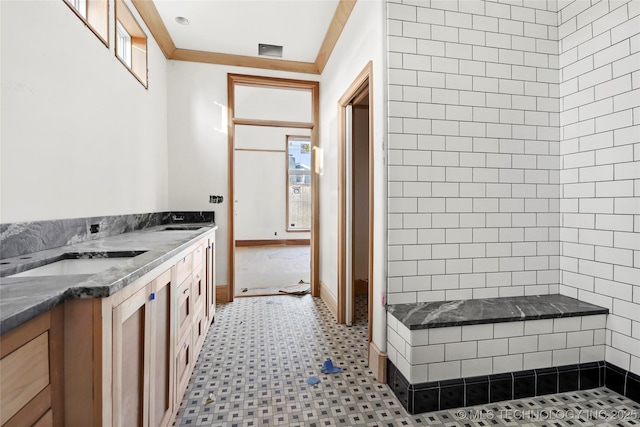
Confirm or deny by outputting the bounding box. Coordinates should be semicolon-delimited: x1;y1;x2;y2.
235;150;288;240
0;0;169;223
235;86;312;122
233;90;312;241
319;0;387;350
234;128;311;241
166;61;318;286
557;0;640;376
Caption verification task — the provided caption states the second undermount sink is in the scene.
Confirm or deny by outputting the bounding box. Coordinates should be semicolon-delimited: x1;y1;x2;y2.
9;251;146;278
159;226;204;231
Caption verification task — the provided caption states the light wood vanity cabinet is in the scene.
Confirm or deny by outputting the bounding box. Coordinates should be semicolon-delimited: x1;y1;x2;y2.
0;231;216;427
0;308;63;427
112;268;174;427
110;237;215;427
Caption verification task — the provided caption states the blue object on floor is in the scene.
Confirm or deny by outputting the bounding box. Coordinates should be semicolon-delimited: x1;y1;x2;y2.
321;358;343;374
307;376;320;385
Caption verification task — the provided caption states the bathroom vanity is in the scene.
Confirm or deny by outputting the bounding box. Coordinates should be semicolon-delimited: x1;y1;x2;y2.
0;222;217;427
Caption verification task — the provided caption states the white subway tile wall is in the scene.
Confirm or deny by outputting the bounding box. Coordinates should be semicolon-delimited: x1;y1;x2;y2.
387;312;607;383
387;0;562;302
558;0;640;376
387;0;639;376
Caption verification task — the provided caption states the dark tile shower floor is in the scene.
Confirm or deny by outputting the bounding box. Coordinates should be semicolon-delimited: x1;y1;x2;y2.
173;295;639;427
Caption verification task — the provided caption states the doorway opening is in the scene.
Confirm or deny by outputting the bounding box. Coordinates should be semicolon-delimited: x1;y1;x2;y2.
226;74;320;302
338;62;373;344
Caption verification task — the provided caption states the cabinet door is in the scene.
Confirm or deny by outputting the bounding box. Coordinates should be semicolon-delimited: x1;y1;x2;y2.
176;275;192;341
192;267;205;311
174;329;192;405
148;269;174;427
113;287;148;427
206;239;216;323
192;308;206;358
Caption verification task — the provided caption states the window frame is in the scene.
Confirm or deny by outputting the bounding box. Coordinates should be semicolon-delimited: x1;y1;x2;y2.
286;135;312;232
62;0;109;47
115;0;148;88
115;21;132;67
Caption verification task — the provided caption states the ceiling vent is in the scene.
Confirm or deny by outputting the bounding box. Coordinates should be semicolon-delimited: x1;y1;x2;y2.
258;43;283;58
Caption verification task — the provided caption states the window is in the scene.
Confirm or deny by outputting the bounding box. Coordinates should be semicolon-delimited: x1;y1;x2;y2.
287;136;312;231
116;21;132;67
115;0;148;87
63;0;109;46
67;0;87;18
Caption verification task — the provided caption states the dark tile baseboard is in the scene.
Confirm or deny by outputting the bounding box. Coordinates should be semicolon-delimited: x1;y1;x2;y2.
387;360;640;414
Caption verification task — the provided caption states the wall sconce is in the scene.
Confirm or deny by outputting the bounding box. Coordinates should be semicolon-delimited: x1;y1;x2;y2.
313;146;323;175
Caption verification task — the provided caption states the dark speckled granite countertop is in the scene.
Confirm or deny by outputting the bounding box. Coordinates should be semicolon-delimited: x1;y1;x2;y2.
387;294;609;330
0;223;217;335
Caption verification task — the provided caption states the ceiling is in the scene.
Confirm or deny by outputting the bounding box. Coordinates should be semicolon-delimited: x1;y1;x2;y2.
133;0;356;74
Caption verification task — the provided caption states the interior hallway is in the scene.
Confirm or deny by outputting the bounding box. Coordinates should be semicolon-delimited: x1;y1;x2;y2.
234;245;311;295
173;295;639;426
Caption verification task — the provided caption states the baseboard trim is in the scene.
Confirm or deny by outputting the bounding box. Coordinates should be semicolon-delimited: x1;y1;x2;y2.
368;341;387;383
235;239;310;247
387;360;640;414
319;281;338;320
605;362;640;403
216;284;230;303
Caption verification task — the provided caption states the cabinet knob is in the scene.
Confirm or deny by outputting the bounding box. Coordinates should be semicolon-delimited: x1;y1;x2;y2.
183;288;189;294
208;245;212;249
150;293;155;301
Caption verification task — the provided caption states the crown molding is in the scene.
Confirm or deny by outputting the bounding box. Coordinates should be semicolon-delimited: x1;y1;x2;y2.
315;0;357;74
131;0;176;58
171;49;320;74
132;0;356;75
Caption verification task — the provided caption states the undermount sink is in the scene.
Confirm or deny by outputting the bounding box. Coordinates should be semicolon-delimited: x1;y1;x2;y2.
8;251;146;278
159;226;204;231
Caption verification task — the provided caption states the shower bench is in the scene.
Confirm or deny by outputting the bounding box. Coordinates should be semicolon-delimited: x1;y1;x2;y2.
385;294;616;413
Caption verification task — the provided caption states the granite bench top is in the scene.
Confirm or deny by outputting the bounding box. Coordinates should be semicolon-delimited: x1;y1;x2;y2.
0;223;217;335
387;294;609;330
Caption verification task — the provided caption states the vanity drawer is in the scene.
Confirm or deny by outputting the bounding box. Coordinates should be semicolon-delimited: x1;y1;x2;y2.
175;253;193;286
0;332;50;425
192;243;204;271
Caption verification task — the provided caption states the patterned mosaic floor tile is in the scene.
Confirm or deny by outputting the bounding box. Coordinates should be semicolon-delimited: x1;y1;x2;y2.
174;295;639;427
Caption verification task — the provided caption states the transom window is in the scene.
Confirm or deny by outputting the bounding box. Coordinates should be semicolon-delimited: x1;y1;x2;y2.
115;0;148;87
116;21;132;67
63;0;108;46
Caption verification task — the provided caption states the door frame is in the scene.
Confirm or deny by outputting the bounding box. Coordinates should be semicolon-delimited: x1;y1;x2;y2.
226;74;320;302
337;62;373;342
